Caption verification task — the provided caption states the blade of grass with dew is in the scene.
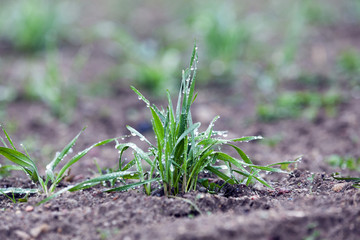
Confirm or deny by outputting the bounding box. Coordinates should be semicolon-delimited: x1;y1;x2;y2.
116;142;154;168
0;147;40;182
37;185;74;205
150;107;165;141
46;127;86;183
0;188;38;195
68;171;140;192
2;128;17;150
126;125;154;147
130;86;150;107
205;166;236;184
53;137;118;187
105;178;160;192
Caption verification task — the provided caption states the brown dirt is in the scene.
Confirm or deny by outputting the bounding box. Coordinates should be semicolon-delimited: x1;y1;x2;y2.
1;2;360;239
0;170;359;240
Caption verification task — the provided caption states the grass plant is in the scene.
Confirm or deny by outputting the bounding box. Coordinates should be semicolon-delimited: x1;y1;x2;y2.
115;45;296;196
25;46;89;122
0;0;77;51
327;155;360;172
0;127;122;203
332;173;360;189
257;90;342;122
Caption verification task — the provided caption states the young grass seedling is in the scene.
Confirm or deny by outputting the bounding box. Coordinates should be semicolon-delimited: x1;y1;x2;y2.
116;45;297;196
0;127;120;203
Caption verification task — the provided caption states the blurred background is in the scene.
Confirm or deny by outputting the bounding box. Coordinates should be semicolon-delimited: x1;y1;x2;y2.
1;0;360;174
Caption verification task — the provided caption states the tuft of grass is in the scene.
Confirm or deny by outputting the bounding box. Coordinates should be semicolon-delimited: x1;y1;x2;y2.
0;127;120;203
115;45;297;196
332;173;360;189
24;46;89;122
326;155;360;172
257;90;342;122
0;0;77;52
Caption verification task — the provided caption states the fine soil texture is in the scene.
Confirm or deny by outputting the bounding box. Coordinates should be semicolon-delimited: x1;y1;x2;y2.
1;1;360;240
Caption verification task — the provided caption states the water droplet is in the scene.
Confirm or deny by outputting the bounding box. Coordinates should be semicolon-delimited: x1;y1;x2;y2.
131;132;136;136
170;164;175;172
140;137;145;141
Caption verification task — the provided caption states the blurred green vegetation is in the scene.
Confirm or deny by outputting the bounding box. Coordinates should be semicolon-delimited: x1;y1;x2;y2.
0;0;359;123
326;155;360;172
257;90;342;122
0;0;78;51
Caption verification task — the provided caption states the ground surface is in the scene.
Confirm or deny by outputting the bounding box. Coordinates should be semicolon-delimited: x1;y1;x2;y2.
1;1;360;239
1;79;359;240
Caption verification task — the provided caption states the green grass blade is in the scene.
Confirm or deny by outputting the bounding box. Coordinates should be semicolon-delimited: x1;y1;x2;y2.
126;125;154;147
232;136;263;142
205;166;235;184
37;185;74;205
55;137;117;184
116;142;154;167
207;116;220;135
233;169;273;188
189;43;198;68
0;164;24;172
46;127;86;182
0;135;8;148
0;188;38;195
68;171;139;192
130;86;150;106
104;178;160;192
332;173;360;182
215;152;249;172
228;144;253;165
0;147;39;182
173;122;201;149
150;107;165;141
2;129;17;150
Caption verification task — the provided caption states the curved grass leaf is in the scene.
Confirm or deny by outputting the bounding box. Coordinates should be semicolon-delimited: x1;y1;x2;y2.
0;147;39;182
46;127;86;182
2;128;17;150
104;178;160;192
68;171;139;192
150;107;165;141
173;122;201;150
0;188;38;195
116;142;154;167
332;173;360;182
55;137;117;185
0;164;24;172
205;166;235;184
232;136;263;142
37;185;74;205
126;125;153;147
228;144;253;164
130;86;150;106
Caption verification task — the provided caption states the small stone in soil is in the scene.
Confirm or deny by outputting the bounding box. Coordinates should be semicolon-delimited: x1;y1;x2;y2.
25;206;34;212
30;223;50;238
332;182;347;192
14;230;31;240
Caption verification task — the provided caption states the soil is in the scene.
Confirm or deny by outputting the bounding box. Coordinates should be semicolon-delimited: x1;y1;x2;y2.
1;3;360;240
